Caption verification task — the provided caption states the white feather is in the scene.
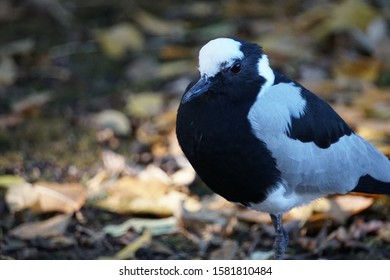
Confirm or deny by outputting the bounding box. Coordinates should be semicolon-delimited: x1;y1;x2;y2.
249;181;323;214
257;54;275;95
198;38;243;78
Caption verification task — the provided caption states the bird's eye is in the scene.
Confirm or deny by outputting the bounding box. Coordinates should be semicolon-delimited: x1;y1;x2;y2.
230;63;242;74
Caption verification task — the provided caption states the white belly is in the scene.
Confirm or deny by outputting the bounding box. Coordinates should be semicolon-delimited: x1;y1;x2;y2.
249;181;325;215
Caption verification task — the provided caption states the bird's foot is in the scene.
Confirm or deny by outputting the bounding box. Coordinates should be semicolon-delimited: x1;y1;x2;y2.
270;213;289;260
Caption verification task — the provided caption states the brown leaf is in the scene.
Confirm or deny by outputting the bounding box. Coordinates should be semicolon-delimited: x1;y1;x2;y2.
210;239;239;260
327;195;374;223
9;214;72;240
31;182;87;214
11;91;52;117
236;208;272;224
378;223;390;242
287;195;374;223
354;87;390;119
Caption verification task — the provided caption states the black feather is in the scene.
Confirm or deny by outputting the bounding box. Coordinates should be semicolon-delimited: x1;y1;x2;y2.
176;39;281;205
353;174;390;195
274;73;354;149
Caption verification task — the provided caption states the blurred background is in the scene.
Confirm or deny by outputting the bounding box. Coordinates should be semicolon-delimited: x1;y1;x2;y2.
1;0;390;260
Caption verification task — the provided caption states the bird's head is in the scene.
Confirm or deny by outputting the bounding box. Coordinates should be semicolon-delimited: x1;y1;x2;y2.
181;38;275;104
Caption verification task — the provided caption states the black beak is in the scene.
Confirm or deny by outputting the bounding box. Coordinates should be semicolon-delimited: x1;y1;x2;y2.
181;76;211;104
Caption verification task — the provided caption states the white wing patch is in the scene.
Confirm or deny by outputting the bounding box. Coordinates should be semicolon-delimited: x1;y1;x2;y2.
257;55;275;96
198;38;243;77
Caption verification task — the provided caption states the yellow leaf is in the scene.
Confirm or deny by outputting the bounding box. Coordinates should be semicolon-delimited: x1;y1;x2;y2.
334;58;382;83
126;93;164;118
0;175;26;189
329;0;377;31
312;0;378;40
95;23;144;59
132;8;183;36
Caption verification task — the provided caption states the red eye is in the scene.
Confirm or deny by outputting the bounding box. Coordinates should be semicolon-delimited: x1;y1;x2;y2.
230;63;242;74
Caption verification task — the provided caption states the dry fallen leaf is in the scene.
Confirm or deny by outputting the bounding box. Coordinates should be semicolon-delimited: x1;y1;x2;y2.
334;58;382;83
378;223;390;243
31;182;87;214
5;182;39;212
102;150;127;175
314;0;377;39
11;91;52;117
95;22;144;58
287;195;374;223
126;93;165;118
103;217;177;237
92;175;200;216
9;214;72;240
170;166;196;186
327;195;374;223
132;8;183;37
236;208;272;224
93;109;131;136
179;204;230;237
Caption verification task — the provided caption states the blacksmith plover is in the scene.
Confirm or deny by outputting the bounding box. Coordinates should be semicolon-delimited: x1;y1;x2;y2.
176;38;390;259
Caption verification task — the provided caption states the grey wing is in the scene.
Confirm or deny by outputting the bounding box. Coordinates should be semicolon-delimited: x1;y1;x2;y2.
248;80;390;195
268;133;390;195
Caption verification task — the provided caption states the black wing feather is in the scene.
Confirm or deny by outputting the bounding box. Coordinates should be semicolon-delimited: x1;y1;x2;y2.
274;73;354;149
353;174;390;195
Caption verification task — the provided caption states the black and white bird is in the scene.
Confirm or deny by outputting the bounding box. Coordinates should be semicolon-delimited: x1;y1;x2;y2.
176;38;390;259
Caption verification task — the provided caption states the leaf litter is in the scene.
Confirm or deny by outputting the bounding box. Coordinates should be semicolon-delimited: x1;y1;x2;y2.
1;0;390;260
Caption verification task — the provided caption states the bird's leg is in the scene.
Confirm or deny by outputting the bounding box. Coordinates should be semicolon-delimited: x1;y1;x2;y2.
270;213;288;260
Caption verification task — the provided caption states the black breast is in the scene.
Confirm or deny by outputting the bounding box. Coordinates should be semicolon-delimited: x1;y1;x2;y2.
176;96;281;205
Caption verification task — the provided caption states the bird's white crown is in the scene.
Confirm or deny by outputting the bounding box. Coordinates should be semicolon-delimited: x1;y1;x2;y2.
198;38;275;94
198;38;244;77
